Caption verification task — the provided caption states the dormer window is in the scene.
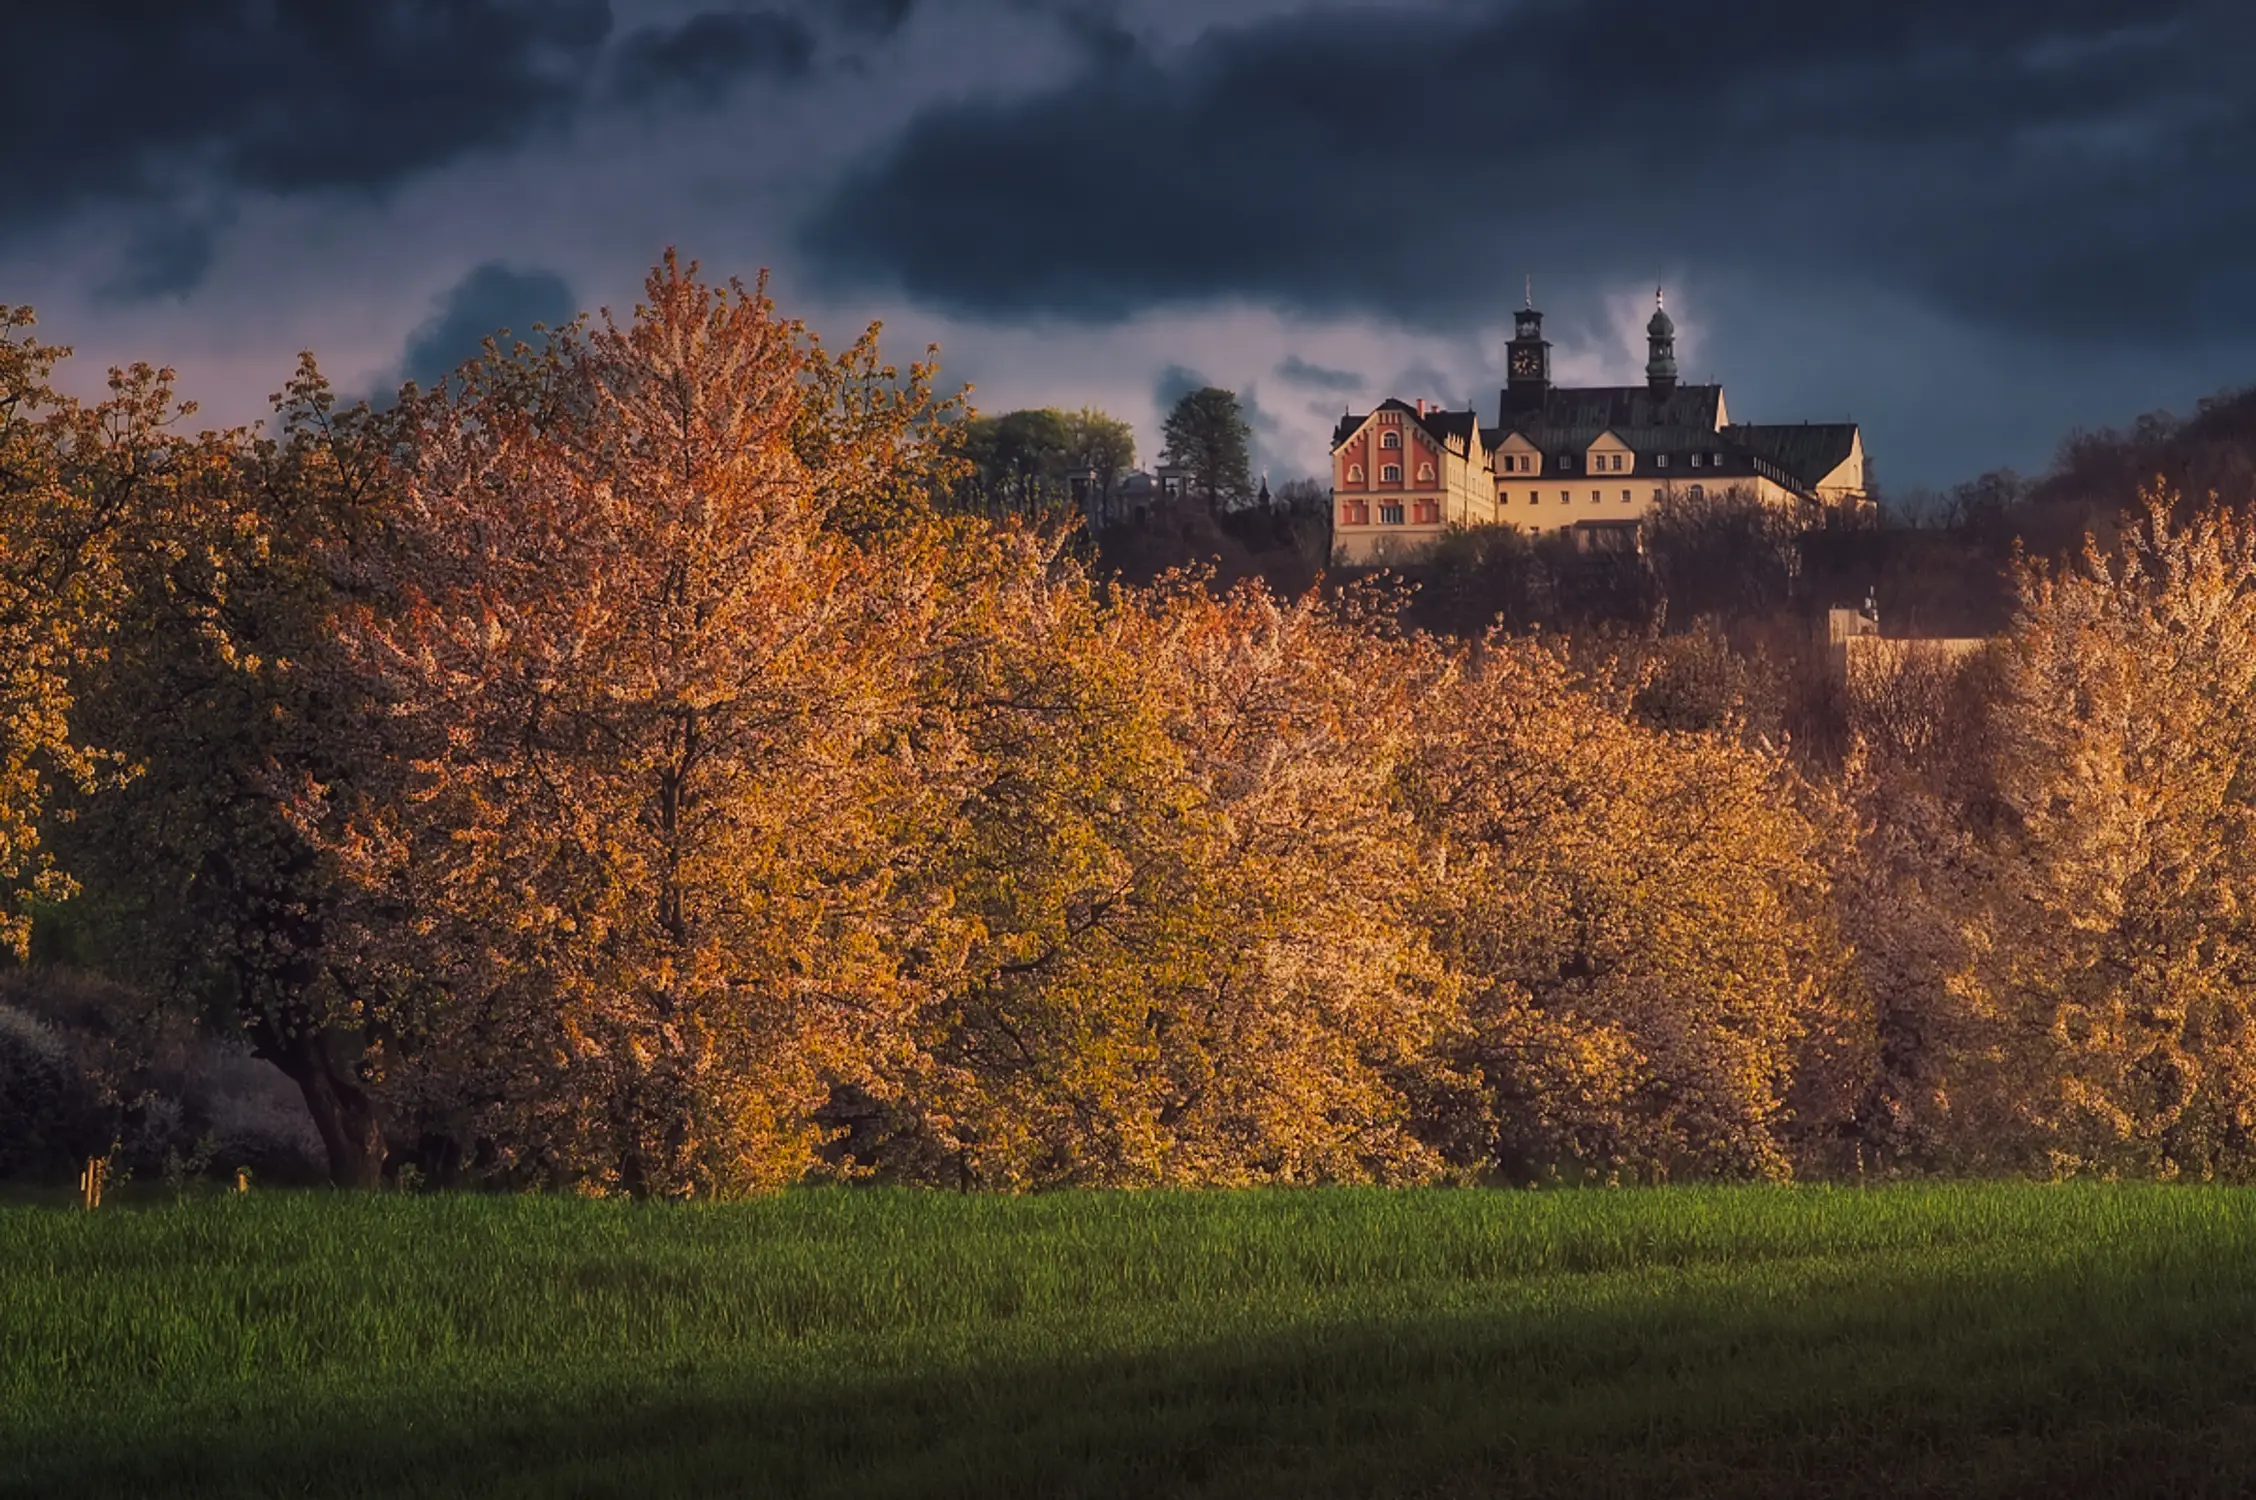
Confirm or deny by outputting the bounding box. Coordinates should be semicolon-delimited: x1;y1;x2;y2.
1656;454;1669;470
1690;453;1703;468
1560;454;1575;471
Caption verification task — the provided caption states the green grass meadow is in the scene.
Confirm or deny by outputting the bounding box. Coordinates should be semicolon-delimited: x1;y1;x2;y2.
7;1185;2256;1497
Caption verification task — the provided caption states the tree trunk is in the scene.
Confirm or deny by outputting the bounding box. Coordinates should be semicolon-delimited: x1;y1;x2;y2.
277;1033;387;1189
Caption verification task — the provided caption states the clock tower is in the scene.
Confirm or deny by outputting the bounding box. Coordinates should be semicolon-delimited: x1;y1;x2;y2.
1503;283;1551;417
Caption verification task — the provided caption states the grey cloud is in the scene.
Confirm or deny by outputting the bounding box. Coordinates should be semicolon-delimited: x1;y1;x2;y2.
612;10;818;104
833;0;918;36
5;2;612;230
1389;363;1461;404
397;263;579;393
8;1;836;297
1275;355;1361;393
97;218;222;305
1153;363;1211;413
1152;363;1287;477
801;0;2256;347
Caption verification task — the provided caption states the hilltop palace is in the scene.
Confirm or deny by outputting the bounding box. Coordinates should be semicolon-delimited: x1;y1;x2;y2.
1329;291;1868;564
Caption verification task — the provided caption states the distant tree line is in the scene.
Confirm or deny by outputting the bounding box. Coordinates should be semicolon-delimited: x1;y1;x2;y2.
9;267;2256;1192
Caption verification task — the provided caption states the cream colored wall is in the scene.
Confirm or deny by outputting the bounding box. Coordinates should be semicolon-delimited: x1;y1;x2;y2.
1813;430;1867;502
1494;432;1542;477
1489;475;1801;536
1585;431;1634;474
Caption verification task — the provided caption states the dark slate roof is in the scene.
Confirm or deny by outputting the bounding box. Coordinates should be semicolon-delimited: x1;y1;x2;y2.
1724;423;1859;488
1418;408;1480;449
1493;384;1725;448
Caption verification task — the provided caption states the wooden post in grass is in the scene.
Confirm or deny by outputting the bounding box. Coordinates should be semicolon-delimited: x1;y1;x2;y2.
80;1156;105;1211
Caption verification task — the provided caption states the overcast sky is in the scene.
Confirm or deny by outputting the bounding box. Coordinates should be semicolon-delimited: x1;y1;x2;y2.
8;0;2253;490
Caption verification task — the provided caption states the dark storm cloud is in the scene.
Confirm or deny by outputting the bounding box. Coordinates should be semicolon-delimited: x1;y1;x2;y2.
9;1;838;294
1390;363;1461;404
97;219;222;305
1051;5;1139;68
5;2;612;220
1154;363;1211;413
1275;355;1363;393
1153;364;1287;476
834;0;919;37
803;0;2256;346
612;10;818;104
397;263;579;391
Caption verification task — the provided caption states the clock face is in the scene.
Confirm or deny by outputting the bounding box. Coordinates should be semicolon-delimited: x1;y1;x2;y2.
1511;349;1542;378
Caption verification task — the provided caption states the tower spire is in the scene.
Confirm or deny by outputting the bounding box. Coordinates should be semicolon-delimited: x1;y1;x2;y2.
1645;284;1678;397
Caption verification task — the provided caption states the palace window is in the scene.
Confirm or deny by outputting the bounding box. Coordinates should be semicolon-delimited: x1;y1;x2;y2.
1381;464;1402;483
1688;484;1705;500
1381;430;1402;449
1380;503;1405;525
1591;490;1601;504
1342;500;1370;525
1560;490;1570;504
1622;490;1632;504
1413;500;1440;524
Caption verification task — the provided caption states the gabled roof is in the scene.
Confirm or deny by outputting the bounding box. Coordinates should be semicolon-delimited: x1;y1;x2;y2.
1724;423;1861;488
1419;408;1480;448
1334;398;1482;452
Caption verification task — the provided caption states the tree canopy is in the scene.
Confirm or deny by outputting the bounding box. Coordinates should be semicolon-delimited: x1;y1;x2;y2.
13;264;2256;1193
1160;387;1253;513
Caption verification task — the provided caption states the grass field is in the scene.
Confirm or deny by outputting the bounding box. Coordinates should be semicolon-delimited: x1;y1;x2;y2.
7;1185;2256;1498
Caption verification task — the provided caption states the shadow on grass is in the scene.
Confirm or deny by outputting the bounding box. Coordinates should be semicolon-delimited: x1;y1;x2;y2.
15;1244;2256;1500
